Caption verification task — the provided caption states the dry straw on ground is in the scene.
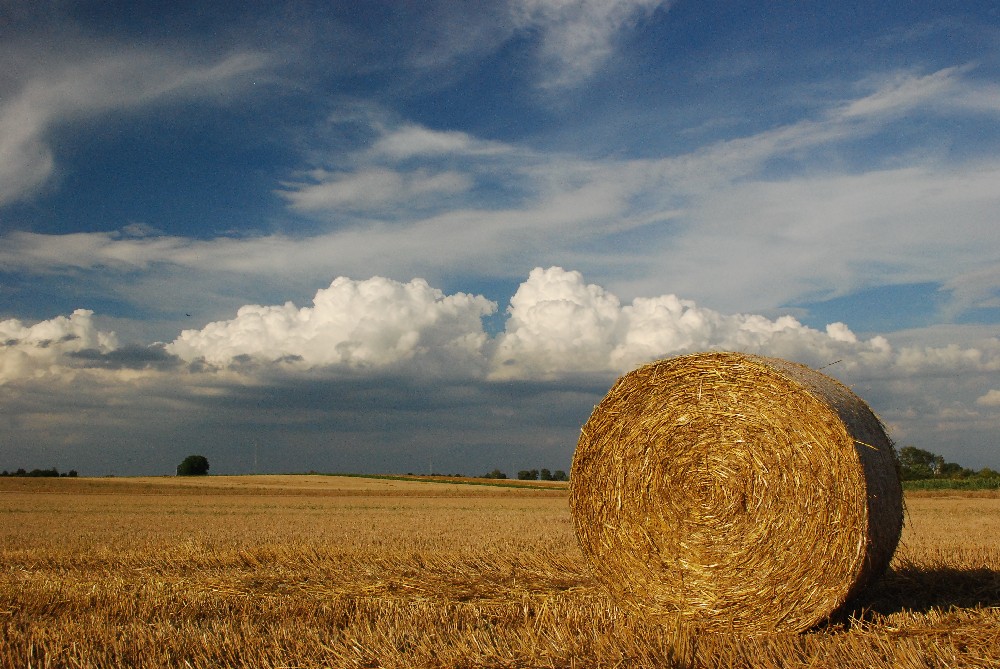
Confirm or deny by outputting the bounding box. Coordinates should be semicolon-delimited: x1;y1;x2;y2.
570;351;903;634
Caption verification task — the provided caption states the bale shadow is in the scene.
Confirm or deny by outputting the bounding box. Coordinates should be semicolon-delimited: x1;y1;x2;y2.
844;562;1000;621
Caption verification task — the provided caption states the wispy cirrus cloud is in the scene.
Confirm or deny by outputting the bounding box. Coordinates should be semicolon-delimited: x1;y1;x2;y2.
371;125;510;159
278;168;473;214
0;41;267;206
509;0;671;90
402;0;673;92
3;67;999;324
839;67;966;118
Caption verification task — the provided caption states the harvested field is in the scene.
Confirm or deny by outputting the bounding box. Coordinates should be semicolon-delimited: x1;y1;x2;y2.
2;476;1000;668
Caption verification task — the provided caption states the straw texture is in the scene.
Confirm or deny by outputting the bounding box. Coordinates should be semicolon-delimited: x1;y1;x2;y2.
570;352;903;634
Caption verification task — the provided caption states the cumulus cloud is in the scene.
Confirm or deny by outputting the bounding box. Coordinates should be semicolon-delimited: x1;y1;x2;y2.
146;267;931;384
167;276;497;373
888;341;1000;377
8;268;1000;400
490;268;1000;385
7;269;1000;470
976;390;1000;407
491;267;624;376
489;267;896;379
68;344;180;372
0;310;118;384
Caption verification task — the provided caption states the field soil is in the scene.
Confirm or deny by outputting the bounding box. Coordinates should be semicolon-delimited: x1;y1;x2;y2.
2;476;999;668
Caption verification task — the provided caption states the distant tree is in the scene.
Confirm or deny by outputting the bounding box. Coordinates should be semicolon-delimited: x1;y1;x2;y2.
939;462;973;478
552;470;568;482
977;467;1000;479
898;446;944;480
517;470;540;480
176;455;210;476
539;468;553;481
898;446;972;480
482;469;507;479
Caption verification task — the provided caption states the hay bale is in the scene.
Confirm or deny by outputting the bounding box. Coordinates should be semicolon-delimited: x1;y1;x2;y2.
570;351;903;634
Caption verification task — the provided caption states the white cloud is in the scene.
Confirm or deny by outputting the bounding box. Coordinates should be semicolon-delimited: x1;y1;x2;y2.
3;268;900;385
630;160;1000;312
490;267;624;377
167;276;497;372
0;310;118;384
6;269;1000;469
941;266;1000;320
893;342;1000;376
644;67;978;196
510;0;670;90
5;68;1000;325
274;120;518;216
275;67;1000;314
9;267;996;398
5;157;998;325
0;44;266;205
401;0;672;92
278;167;472;213
489;267;897;379
0;98;54;205
976;389;1000;407
825;322;858;343
0;230;199;272
957;82;1000;113
836;65;1000;119
839;67;964;119
371;125;507;159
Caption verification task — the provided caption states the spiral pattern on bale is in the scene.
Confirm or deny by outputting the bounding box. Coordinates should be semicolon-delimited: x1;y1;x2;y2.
570;352;903;634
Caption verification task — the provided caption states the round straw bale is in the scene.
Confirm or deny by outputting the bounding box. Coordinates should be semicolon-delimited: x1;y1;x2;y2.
570;352;902;634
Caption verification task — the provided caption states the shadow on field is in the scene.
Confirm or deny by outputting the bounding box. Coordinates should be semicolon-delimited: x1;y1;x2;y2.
848;563;1000;619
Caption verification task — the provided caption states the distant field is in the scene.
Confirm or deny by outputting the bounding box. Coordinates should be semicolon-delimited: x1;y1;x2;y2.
2;476;999;668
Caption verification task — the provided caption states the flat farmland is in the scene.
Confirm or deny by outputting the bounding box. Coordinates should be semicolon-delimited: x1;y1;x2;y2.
2;476;999;668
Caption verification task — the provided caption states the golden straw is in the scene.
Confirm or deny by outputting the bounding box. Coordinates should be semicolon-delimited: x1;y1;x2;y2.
570;352;903;634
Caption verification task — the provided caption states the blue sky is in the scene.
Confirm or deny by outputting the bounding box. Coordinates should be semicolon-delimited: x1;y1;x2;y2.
2;1;1000;475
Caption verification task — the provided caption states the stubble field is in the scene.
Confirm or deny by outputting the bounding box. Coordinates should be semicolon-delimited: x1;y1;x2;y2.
2;475;999;668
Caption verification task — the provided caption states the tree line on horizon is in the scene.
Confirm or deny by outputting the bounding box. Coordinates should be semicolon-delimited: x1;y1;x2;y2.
1;467;78;478
898;446;999;480
481;468;568;481
11;447;994;483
